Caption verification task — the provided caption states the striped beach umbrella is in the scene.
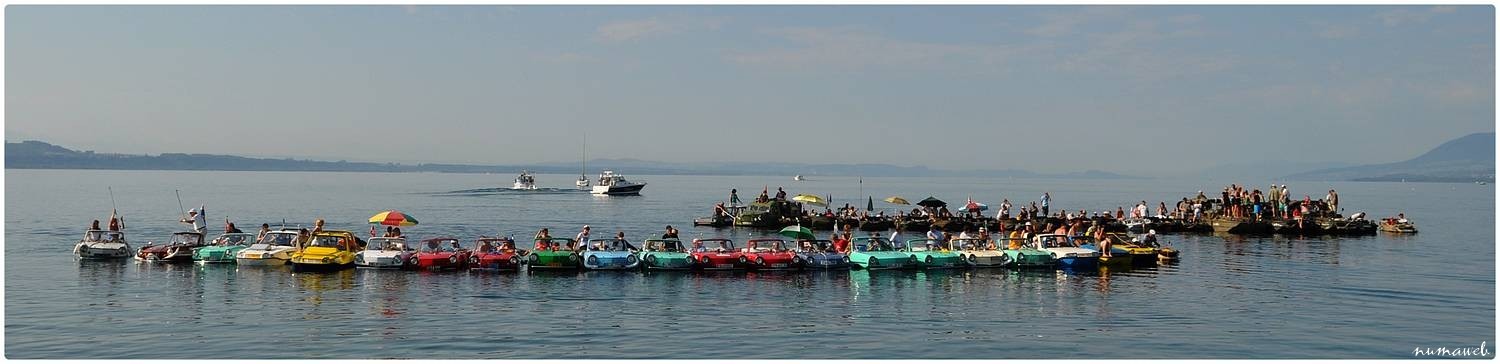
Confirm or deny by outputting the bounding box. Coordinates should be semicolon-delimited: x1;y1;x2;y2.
368;210;419;226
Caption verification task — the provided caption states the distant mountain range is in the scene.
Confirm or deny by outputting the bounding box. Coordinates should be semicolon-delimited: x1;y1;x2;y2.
4;140;1139;179
1284;132;1495;183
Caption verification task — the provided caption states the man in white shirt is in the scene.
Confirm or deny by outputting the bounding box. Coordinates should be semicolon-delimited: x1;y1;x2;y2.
575;225;591;244
180;206;206;234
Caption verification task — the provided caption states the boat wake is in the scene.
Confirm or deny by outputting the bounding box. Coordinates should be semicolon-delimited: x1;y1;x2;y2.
429;188;585;197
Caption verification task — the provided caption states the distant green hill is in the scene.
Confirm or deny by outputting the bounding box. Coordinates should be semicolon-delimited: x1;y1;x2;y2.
1285;132;1496;183
4;140;1139;179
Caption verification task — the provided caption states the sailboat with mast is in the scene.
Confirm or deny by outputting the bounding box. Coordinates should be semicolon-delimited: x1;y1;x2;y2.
576;135;591;190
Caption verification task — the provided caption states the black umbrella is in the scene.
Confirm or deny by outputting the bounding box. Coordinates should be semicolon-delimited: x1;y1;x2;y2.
866;196;874;212
918;196;947;208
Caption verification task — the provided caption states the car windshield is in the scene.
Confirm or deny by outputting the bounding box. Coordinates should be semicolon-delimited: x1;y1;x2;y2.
588;239;636;252
747;240;786;252
370;237;407;251
424;239;460;252
906;239;940;252
169;233;200;245
310;235;348;250
1036;235;1074;248
477;239;513;252
950;239;992;250
691;239;734;252
644;240;683;252
103;231;123;241
854;237;894;252
214;233;253;246
262;232;298;247
797;240;834;253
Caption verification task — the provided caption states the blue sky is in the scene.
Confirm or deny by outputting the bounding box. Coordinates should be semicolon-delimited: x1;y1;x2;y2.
6;5;1494;175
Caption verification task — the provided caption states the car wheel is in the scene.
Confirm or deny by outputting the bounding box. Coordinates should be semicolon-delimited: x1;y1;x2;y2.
409;256;420;267
738;256;748;265
868;257;878;268
586;255;598;266
925;256;934;265
755;257;765;266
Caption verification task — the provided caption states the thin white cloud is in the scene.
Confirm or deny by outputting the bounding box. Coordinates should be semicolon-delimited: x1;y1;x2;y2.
595;16;728;43
1375;6;1457;27
1025;7;1131;37
596;18;670;43
727;26;1017;71
1318;23;1360;39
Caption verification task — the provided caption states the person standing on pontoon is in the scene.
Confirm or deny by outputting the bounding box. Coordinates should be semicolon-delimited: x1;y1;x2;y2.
180;206;207;234
1040;193;1051;217
730;189;742;206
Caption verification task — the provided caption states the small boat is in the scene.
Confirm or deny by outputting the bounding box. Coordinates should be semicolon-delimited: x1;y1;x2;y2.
591;170;646;195
1031;233;1099;270
688;238;747;270
581;238;641;270
743;238;798;270
637;238;695;270
1379;218;1418;234
524;238;582;270
136;231;206;263
356;237;416;269
1072;235;1134;268
236;229;301;266
469;237;526;271
193;232;256;264
576;135;591;190
947;238;1007;268
412;237;471;271
1105;233;1168;266
792;239;850;270
74;229;131;260
289;230;362;272
901;238;963;269
512;170;537;190
848;237;915;270
793;175;805;181
1209;217;1273;234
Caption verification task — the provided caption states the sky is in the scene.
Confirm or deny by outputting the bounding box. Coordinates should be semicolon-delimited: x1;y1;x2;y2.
6;5;1495;175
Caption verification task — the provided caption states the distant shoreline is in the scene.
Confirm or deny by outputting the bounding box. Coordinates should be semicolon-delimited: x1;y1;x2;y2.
7;167;1495;184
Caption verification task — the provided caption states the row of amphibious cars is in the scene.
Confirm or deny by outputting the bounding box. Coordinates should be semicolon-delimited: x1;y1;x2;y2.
82;229;1180;272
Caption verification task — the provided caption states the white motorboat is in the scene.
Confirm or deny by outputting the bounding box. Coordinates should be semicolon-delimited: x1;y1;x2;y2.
512;170;537;190
591;170;646;195
793;175;805;181
74;229;131;259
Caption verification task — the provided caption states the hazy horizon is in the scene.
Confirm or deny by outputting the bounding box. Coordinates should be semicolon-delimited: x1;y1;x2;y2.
7;5;1494;175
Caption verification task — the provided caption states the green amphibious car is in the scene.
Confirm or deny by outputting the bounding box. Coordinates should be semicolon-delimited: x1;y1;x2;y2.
637;238;695;270
848;237;915;270
194;232;256;264
524;237;581;270
996;237;1055;268
901;238;962;269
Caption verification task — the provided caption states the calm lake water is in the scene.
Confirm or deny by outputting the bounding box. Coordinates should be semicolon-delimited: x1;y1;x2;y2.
5;169;1494;359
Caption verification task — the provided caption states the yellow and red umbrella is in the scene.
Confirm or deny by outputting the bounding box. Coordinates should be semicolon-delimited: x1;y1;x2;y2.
369;210;419;226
